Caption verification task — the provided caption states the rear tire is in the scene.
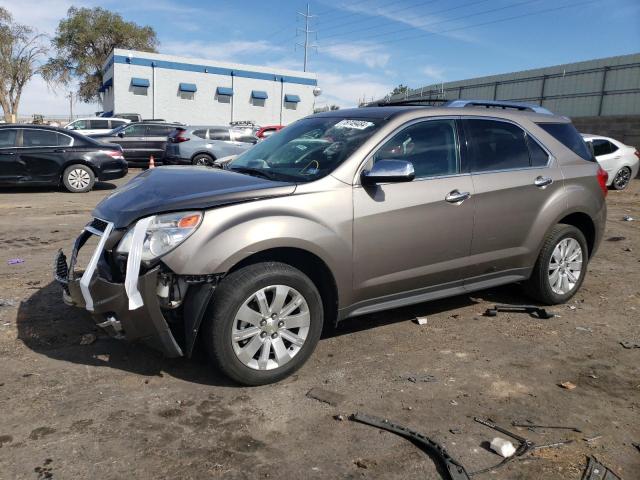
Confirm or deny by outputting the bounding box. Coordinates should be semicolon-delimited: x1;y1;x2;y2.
192;154;215;167
62;164;95;193
524;224;588;305
611;166;631;190
203;262;324;386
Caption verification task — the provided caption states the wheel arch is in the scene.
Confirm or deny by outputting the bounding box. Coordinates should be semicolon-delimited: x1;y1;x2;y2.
59;160;98;185
556;211;596;258
190;151;216;162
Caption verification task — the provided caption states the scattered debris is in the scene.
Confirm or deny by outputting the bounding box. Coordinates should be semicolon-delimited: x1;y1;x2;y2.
7;258;24;265
490;437;516;458
414;316;428;325
354;458;376;469
0;299;15;308
402;373;437;383
559;381;577;390
0;434;12;447
449;428;462;435
583;435;602;443
450;400;458;406
632;442;640;452
576;326;593;332
306;388;346;407
606;236;626;242
79;333;97;345
568;305;577;310
623;247;633;252
581;456;622;480
350;412;471;480
622;215;634;222
333;414;346;422
511;421;582;433
484;304;555;319
620;341;640;349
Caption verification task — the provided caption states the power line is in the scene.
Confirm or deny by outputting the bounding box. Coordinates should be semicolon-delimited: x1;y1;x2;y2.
320;0;541;45
319;0;603;57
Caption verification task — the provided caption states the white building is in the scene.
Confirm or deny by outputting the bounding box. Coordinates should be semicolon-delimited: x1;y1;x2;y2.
100;48;319;126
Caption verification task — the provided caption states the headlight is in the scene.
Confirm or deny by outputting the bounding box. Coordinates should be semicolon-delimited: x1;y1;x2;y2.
116;211;203;261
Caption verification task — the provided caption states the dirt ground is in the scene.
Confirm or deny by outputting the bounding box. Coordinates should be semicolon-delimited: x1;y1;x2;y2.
0;171;638;480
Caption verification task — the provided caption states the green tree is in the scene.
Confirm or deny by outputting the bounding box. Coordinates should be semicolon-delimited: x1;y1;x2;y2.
42;7;158;104
0;8;48;122
390;84;409;96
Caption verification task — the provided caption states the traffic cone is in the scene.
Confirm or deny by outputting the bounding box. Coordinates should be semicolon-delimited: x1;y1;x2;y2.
149;155;155;169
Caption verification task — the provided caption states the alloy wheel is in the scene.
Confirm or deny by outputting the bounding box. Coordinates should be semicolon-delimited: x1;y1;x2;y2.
68;168;91;190
613;167;631;190
548;238;583;295
231;285;310;370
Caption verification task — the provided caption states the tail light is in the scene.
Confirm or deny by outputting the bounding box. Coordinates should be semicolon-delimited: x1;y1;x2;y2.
634;149;639;160
170;128;190;143
102;150;124;160
596;166;608;197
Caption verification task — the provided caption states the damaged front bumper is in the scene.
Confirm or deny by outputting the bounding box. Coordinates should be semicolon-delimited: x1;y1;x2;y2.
54;218;184;357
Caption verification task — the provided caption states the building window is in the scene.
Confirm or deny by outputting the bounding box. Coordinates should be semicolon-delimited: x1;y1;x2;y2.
179;83;197;100
284;93;300;110
131;77;149;96
216;86;233;104
251;90;268;107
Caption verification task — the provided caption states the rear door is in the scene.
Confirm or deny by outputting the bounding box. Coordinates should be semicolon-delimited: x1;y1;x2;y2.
208;128;241;157
18;129;70;183
115;123;148;161
0;128;19;182
144;124;175;160
352;118;476;303
462;118;562;280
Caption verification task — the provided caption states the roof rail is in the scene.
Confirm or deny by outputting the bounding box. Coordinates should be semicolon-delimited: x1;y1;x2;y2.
368;98;450;107
445;99;554;115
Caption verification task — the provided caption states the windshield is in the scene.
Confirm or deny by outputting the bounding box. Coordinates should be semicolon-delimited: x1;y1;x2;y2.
229;116;384;182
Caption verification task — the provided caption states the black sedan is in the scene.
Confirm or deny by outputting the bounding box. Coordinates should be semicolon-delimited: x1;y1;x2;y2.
90;122;180;166
0;125;127;193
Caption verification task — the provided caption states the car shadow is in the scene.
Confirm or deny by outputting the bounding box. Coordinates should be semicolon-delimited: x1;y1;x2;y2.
0;182;117;194
17;280;532;387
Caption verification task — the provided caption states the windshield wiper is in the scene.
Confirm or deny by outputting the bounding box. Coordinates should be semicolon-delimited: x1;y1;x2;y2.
228;166;278;181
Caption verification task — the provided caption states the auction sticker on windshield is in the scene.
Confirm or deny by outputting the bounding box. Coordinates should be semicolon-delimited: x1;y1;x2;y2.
334;120;375;130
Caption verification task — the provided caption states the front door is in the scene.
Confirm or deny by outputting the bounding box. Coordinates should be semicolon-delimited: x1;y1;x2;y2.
352;119;475;304
461;118;563;280
115;123;149;162
0;128;20;182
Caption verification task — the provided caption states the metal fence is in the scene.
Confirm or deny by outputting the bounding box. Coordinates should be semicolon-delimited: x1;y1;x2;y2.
383;53;640;118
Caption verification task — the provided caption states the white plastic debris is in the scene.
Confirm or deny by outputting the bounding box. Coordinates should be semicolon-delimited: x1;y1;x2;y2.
414;316;428;325
490;437;516;458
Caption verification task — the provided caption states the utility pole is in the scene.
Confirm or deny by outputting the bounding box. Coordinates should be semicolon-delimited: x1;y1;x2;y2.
296;3;317;72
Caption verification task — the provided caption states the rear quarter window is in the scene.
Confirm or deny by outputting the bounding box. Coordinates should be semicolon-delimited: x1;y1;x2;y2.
537;122;593;161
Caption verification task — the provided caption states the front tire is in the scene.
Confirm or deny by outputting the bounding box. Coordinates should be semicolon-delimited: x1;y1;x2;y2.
192;154;215;167
524;224;588;305
203;262;324;386
611;166;631;190
62;164;95;193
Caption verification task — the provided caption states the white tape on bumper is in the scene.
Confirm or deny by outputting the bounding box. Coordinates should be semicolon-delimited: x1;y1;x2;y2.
125;216;154;310
80;222;114;312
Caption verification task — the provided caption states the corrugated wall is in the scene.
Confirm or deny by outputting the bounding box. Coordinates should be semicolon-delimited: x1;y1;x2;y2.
385;53;640;117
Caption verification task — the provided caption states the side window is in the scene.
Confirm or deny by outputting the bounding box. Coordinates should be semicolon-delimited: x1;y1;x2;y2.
0;129;17;147
192;129;207;139
123;124;147;136
465;119;530;172
209;129;231;141
70;120;88;130
526;135;549;167
373;120;459;178
23;129;59;147
231;131;258;144
146;125;172;136
89;120;110;129
110;120;127;128
591;139;617;157
537;122;593;161
57;133;73;146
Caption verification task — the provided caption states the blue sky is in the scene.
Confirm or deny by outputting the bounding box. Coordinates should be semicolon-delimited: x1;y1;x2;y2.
2;0;639;115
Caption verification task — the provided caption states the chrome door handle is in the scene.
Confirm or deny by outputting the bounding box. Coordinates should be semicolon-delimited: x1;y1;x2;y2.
534;176;553;188
445;190;471;204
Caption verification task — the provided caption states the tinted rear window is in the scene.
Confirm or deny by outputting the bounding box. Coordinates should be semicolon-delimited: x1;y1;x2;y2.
0;129;17;147
465;119;530;172
538;123;593;161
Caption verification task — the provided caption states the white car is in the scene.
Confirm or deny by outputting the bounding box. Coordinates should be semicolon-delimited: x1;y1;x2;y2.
65;117;130;136
582;134;639;190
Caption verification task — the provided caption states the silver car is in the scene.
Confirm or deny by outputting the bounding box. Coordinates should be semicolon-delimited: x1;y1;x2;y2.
55;100;607;386
164;126;257;166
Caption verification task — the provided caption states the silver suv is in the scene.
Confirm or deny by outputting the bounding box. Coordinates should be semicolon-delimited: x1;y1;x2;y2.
54;100;607;386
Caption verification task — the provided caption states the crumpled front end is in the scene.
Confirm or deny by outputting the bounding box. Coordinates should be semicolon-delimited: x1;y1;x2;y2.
54;217;204;358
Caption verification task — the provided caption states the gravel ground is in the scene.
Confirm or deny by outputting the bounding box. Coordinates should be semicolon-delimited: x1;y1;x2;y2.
0;171;638;480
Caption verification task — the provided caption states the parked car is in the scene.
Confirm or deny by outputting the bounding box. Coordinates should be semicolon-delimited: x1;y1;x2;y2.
0;125;127;193
256;125;284;140
164;126;257;166
65;117;131;136
90;121;181;166
581;134;639;190
55;100;607;385
100;112;142;122
230;120;260;137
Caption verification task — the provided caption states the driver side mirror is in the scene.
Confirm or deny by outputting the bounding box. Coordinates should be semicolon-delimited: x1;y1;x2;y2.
361;159;415;186
117;132;125;138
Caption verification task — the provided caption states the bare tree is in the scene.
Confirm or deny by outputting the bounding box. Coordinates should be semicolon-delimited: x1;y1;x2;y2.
0;8;48;122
